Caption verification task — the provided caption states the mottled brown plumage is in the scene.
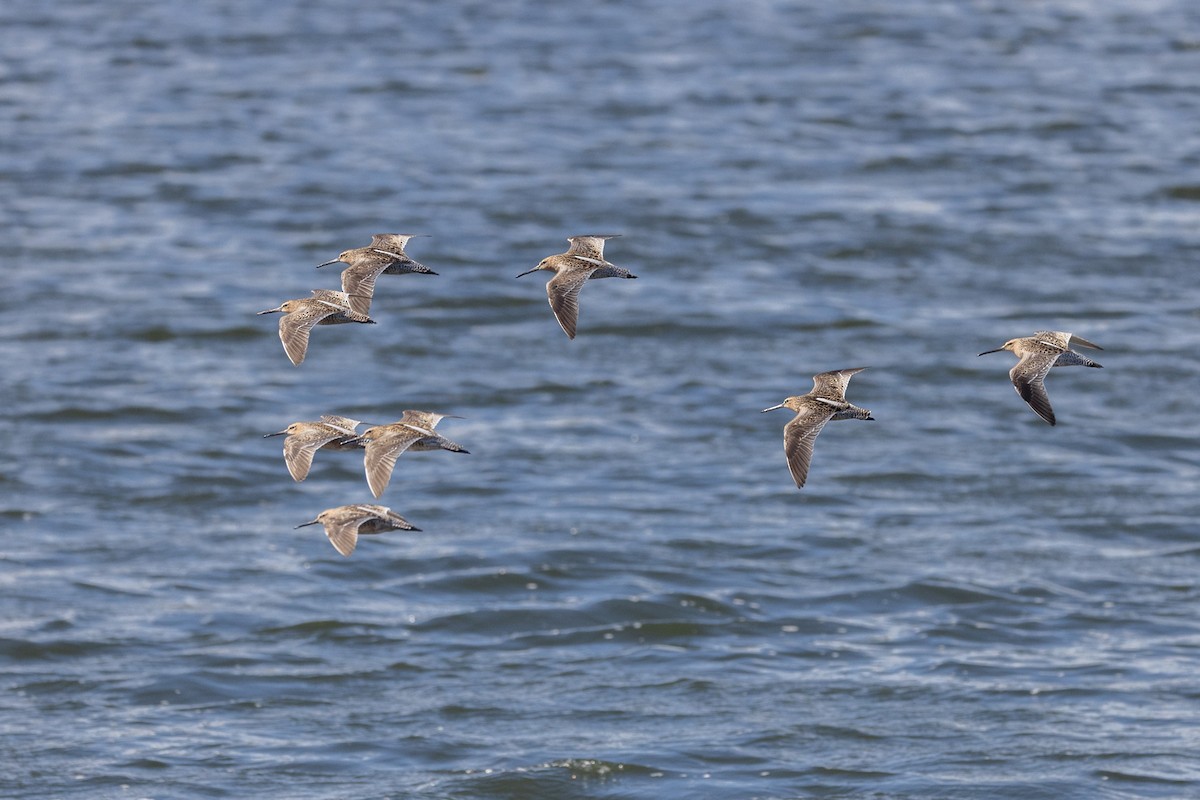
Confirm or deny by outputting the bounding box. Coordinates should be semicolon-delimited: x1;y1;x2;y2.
264;416;367;481
979;331;1103;425
295;504;420;557
516;235;636;339
257;291;374;366
762;368;874;489
317;234;436;315
353;410;469;498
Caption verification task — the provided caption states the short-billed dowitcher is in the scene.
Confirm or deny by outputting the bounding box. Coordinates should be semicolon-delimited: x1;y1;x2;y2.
352;410;469;498
318;234;436;316
295;504;420;557
264;415;367;482
516;235;636;339
979;330;1103;425
762;368;874;489
257;290;375;366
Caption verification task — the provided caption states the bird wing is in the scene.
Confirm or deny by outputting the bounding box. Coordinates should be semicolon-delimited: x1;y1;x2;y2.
309;289;352;307
566;235;617;259
370;234;408;250
278;302;340;365
339;255;393;316
1010;350;1060;425
1067;333;1103;350
323;512;367;557
282;427;346;481
363;428;426;498
399;410;442;430
810;367;867;401
546;269;591;340
318;506;388;557
319;415;362;432
782;405;834;488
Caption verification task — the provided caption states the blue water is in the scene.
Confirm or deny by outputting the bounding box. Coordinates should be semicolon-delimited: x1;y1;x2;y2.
4;1;1200;797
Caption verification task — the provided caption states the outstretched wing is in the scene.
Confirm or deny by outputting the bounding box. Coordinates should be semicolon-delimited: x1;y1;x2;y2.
546;269;591;340
1010;351;1060;425
1067;332;1103;350
282;427;346;482
566;235;618;260
323;512;370;557
399;410;445;430
370;234;410;250
339;254;395;316
319;415;362;432
810;367;868;401
314;506;387;557
782;404;835;488
278;302;340;365
363;426;426;498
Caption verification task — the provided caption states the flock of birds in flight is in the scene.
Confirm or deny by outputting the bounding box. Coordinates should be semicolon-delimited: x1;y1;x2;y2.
258;234;1104;556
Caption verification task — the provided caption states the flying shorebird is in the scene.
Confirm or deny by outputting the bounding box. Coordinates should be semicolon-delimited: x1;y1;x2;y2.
516;235;636;339
978;330;1103;425
263;415;368;482
257;290;374;366
762;367;874;490
352;410;469;498
295;504;420;557
317;234;436;316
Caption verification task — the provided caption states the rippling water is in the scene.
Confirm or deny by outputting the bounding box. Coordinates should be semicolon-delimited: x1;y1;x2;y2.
4;1;1200;797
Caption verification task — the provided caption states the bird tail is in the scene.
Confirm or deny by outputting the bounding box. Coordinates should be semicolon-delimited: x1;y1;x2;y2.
1055;351;1102;368
832;404;874;421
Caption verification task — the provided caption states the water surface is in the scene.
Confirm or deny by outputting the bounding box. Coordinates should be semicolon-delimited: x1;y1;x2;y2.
3;1;1200;798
